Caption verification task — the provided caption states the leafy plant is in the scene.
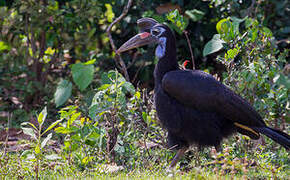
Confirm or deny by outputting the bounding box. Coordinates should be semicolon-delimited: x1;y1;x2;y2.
21;107;62;179
89;70;136;163
204;16;289;147
54;105;106;169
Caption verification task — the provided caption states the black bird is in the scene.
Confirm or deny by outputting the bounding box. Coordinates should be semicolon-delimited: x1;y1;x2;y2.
117;18;290;168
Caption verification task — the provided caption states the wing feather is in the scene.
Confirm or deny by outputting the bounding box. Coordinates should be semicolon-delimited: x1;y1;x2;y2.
162;70;265;127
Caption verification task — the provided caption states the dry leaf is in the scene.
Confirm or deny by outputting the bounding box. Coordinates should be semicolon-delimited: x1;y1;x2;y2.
156;3;181;14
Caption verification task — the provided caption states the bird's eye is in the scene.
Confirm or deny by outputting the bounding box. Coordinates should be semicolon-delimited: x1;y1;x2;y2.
151;28;160;36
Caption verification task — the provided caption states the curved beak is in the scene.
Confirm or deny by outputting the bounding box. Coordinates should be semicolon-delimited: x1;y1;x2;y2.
117;32;158;54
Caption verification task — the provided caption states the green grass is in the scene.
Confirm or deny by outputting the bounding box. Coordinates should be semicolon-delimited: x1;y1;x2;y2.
1;147;289;180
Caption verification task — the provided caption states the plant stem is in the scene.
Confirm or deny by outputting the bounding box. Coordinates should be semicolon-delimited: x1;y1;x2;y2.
183;30;195;70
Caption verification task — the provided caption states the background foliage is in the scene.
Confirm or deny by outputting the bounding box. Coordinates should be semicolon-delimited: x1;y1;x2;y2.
0;0;289;179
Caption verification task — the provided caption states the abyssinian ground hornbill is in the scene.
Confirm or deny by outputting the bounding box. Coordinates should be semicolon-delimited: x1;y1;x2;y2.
117;18;290;168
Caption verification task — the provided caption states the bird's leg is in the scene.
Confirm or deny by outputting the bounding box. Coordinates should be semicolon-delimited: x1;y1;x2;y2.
169;147;187;168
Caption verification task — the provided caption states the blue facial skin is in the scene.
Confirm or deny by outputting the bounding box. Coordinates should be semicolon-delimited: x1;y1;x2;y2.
155;37;167;59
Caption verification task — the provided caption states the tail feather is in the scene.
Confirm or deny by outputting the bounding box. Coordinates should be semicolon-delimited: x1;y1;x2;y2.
253;127;290;150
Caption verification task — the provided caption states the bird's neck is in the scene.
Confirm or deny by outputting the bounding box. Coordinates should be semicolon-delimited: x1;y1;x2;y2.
154;49;178;85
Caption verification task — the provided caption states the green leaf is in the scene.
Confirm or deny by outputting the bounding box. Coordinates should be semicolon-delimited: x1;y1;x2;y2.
101;72;111;84
142;112;147;122
185;9;205;22
81;156;94;165
134;91;141;99
21;122;38;130
21;150;33;159
250;28;258;42
72;63;94;91
0;41;10;52
203;34;224;56
230;16;247;36
225;48;239;61
35;144;41;154
68;112;81;127
43;47;56;63
262;27;272;36
44;47;55;55
21;150;35;160
54;127;69;134
87;131;100;140
45;154;61;160
105;4;115;23
21;127;37;140
98;84;111;91
54;79;72;107
216;18;230;34
71;133;82;142
122;82;135;95
85;139;96;146
41;133;52;149
55;126;78;134
84;59;96;65
42;119;63;135
88;28;96;39
37;107;47;126
231;16;247;23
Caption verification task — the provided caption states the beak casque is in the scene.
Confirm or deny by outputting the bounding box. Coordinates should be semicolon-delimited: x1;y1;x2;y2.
116;18;159;54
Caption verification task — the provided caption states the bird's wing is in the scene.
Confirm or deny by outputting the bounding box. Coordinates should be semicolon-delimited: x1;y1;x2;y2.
162;70;265;139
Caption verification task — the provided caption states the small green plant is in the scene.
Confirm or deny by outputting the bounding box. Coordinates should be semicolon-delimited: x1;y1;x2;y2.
21;107;62;179
89;70;136;163
87;70;167;169
54;105;105;169
53;71;165;170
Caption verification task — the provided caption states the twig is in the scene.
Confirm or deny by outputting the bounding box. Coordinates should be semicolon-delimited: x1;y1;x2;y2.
247;0;256;17
106;0;133;81
3;113;10;157
127;51;139;69
132;61;145;84
276;39;289;44
183;30;195;70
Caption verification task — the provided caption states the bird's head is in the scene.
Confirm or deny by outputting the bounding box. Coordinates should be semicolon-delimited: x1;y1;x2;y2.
117;18;175;59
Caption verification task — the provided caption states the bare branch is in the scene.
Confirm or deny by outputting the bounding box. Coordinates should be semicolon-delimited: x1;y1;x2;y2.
132;61;145;84
106;0;133;81
276;39;290;44
127;51;139;69
247;0;256;17
183;30;195;70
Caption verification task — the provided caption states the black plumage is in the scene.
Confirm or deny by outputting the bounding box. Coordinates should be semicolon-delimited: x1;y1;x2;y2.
117;18;290;168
